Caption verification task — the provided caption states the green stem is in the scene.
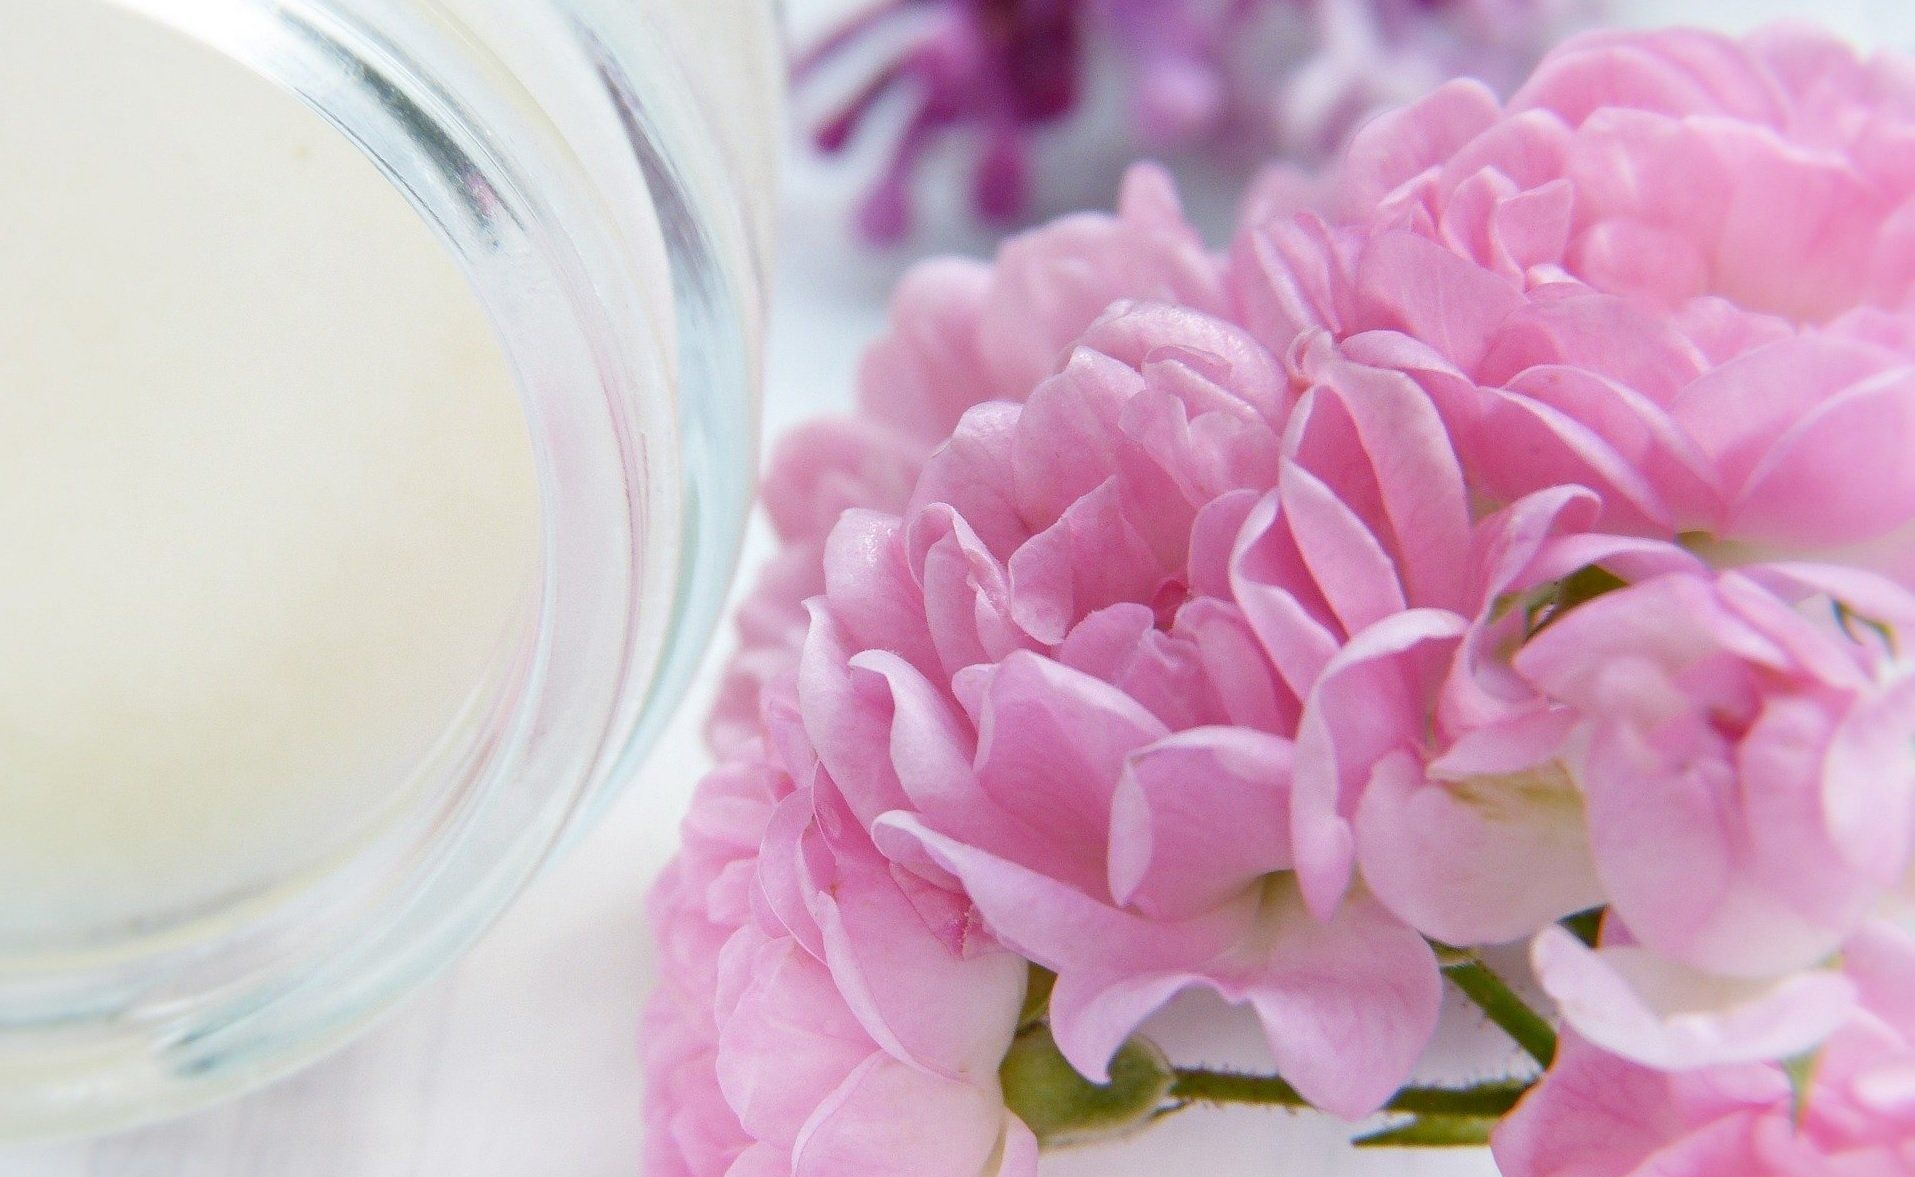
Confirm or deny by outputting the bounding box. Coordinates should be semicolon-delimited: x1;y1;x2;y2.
1355;1116;1499;1148
1439;952;1558;1067
1168;1069;1531;1119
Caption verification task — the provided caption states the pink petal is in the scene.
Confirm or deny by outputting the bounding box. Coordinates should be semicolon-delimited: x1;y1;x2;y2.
800;606;912;831
909;405;1032;562
1733;365;1915;550
809;806;1025;1082
1501;363;1717;524
1514;574;1782;709
844;650;977;818
791;1055;1011;1177
716;934;881;1150
1292;610;1469;918
1229;882;1442;1121
725;1144;792;1177
1006;478;1169;645
1230;490;1342;702
1009;349;1148;529
1477;289;1708;406
1455;386;1673;533
990;1115;1040;1177
1709;120;1886;322
1577;713;1743;970
1532;927;1858;1071
1356;750;1605;946
858;257;997;443
1573;217;1709;305
1492;1031;1781;1177
1339;79;1504;214
973;653;1170;885
1832;669;1915;884
1843;921;1915;1036
1227;215;1356;352
822;509;942;681
1669;337;1895;496
1429;708;1579;780
1109;727;1295;920
1046;968;1206;1088
977;165;1225;400
1286;343;1474;611
758;791;830;961
1277;456;1407;636
876;815;1247;1080
1059;608;1230;732
1187;488;1262;600
1352;230;1527;372
1082;299;1290;426
1734;694;1882;944
1175;597;1300;734
906;505;1035;678
1512;28;1786;127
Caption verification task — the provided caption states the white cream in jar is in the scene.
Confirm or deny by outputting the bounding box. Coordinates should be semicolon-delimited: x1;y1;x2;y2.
0;0;541;948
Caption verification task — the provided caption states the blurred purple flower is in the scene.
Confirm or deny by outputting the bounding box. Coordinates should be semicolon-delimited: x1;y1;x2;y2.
796;0;1594;244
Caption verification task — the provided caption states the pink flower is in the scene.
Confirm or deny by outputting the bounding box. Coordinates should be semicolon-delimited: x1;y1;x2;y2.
798;293;1450;1120
1516;568;1915;982
1529;922;1859;1074
644;681;1037;1176
1207;26;1915;1069
1301;483;1684;948
656;172;1251;1168
1493;921;1915;1177
857;166;1226;440
655;26;1915;1168
1228;26;1915;582
1228;335;1649;946
711;167;1217;753
796;0;1591;242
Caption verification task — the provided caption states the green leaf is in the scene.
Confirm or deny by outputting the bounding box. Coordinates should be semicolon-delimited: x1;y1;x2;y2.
1522;564;1628;639
1783;1049;1822;1126
1560;907;1606;948
1833;600;1898;657
999;1023;1174;1149
1019;964;1057;1030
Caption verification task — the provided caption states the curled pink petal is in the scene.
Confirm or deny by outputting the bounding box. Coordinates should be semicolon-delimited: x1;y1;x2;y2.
1532;927;1858;1072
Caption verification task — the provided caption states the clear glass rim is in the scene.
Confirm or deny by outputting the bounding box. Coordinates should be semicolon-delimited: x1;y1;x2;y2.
0;0;768;1140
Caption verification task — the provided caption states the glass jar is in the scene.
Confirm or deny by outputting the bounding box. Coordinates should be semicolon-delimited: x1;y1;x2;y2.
0;0;778;1139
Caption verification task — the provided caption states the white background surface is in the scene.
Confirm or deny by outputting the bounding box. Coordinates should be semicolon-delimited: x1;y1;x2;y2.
8;1;1915;1173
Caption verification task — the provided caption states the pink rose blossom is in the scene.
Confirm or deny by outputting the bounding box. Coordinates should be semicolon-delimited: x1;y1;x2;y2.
1516;569;1915;981
648;174;1225;1170
644;682;1036;1176
1307;485;1683;948
1494;922;1915;1177
710;167;1218;753
1230;26;1915;581
1214;23;1915;1069
651;24;1915;1170
800;296;1450;1119
1227;338;1647;945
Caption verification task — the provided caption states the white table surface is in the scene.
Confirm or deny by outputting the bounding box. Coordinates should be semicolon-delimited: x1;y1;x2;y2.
11;2;1915;1172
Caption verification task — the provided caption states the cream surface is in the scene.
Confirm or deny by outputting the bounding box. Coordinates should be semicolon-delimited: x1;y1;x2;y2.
0;2;540;946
